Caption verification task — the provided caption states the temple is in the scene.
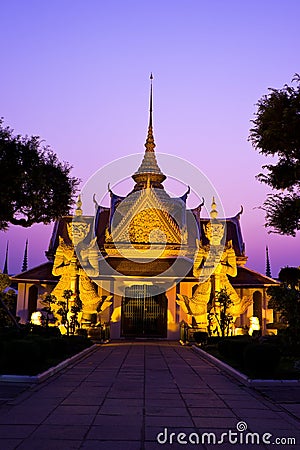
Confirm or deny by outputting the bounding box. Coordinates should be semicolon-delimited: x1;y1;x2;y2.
13;77;278;339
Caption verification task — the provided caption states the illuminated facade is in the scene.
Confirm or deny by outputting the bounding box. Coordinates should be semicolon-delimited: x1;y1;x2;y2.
13;81;278;338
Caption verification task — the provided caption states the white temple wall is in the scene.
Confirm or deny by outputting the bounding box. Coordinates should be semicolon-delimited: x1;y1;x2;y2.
234;287;274;335
16;282;28;323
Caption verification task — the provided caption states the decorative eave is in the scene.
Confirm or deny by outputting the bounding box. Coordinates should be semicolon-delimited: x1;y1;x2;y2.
229;266;279;288
11;261;58;284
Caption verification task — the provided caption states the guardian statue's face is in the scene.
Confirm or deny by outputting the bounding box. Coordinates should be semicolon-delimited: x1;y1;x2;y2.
204;222;224;246
67;221;90;244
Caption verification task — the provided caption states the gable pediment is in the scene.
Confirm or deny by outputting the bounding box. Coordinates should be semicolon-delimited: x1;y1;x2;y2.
109;188;182;245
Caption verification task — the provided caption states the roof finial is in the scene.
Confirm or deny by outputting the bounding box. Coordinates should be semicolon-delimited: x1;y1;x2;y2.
145;73;156;152
210;197;218;219
149;73;153;128
75;194;83;216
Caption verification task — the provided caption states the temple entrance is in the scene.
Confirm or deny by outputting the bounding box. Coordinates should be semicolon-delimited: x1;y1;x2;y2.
121;285;167;338
28;285;38;321
253;290;263;325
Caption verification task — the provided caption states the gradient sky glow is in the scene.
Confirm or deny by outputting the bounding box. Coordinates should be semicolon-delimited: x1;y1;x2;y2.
0;0;299;276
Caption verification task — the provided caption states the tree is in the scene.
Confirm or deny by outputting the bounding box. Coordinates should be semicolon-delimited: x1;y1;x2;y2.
208;288;233;337
0;272;19;327
39;293;57;328
69;295;82;335
279;266;300;289
268;266;300;345
0;118;79;230
56;290;72;336
249;75;300;236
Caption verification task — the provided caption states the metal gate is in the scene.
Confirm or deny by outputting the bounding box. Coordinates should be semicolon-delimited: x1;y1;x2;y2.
121;285;167;337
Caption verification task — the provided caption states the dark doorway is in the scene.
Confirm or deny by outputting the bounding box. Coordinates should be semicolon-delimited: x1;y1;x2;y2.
28;285;38;321
121;285;167;338
253;291;263;325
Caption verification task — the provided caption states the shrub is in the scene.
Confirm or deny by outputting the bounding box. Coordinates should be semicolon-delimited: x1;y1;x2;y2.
218;337;252;365
62;335;92;354
0;332;92;375
3;339;42;372
0;341;5;363
75;328;88;338
259;335;282;345
30;325;61;337
88;327;102;340
243;343;281;377
0;327;28;340
42;337;68;358
193;331;208;345
207;336;222;345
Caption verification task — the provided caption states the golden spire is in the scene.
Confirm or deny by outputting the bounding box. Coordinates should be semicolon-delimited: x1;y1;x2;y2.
145;73;155;152
75;194;83;216
132;74;166;190
210;197;218;219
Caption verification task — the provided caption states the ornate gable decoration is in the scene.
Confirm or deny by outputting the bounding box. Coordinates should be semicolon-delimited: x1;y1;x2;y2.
108;187;182;246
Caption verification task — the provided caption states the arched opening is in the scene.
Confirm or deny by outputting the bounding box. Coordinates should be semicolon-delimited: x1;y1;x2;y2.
28;285;38;321
121;285;167;337
253;290;262;325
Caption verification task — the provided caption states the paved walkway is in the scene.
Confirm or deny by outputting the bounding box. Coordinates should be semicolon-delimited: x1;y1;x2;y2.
0;342;299;450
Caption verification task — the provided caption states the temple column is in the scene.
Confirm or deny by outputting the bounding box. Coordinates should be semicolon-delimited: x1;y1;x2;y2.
166;284;179;339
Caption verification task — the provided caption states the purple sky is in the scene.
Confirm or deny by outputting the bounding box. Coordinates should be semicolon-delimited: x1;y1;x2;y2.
1;0;299;277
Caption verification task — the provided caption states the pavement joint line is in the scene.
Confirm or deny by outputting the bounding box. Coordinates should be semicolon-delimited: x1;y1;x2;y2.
0;346;118;447
140;344;146;450
80;341;133;447
42;346;115;424
162;343;206;430
171;344;243;426
192;344;300;426
3;344;111;407
0;342;299;448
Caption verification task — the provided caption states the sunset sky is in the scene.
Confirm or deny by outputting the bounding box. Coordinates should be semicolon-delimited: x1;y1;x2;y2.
1;0;299;277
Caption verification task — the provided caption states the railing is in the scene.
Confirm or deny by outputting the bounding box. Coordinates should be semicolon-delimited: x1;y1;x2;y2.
87;322;110;343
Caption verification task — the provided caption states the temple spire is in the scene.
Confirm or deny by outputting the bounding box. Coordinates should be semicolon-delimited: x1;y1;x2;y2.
144;73;156;153
132;74;166;190
3;241;8;274
22;239;28;272
266;245;272;278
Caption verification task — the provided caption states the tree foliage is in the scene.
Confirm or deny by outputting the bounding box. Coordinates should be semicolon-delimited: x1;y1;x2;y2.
0;118;79;230
268;266;300;345
249;75;300;235
279;266;300;289
39;293;57;328
0;272;18;327
208;288;233;337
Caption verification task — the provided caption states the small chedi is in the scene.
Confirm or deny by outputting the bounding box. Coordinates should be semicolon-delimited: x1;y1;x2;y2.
177;198;252;335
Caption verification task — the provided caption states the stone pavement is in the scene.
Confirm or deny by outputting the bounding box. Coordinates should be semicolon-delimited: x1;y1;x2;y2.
0;383;31;407
0;341;299;450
